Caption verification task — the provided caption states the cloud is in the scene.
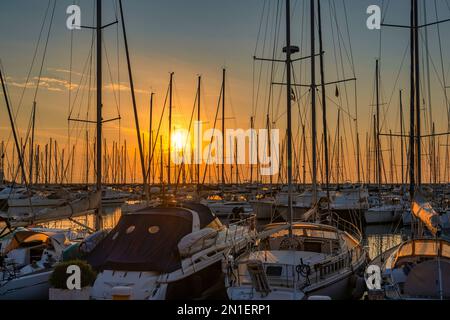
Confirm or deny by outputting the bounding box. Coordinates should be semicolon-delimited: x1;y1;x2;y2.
47;67;84;77
6;75;79;92
104;82;148;94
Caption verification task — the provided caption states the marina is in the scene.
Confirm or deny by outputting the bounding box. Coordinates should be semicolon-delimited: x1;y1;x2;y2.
0;0;450;301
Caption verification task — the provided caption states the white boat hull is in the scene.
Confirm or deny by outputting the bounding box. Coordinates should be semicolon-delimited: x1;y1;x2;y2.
0;270;52;300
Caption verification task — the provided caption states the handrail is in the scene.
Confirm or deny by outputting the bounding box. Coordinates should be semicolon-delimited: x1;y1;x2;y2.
231;247;364;289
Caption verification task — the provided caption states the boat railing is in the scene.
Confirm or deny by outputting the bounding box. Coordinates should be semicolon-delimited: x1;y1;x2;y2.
182;215;256;260
320;211;363;244
231;247;363;290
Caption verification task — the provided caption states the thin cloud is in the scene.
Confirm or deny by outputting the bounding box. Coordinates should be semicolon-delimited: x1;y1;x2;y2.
104;82;148;94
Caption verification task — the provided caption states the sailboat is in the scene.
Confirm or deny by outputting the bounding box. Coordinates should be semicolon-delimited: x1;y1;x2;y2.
225;0;367;300
367;0;450;300
0;217;83;300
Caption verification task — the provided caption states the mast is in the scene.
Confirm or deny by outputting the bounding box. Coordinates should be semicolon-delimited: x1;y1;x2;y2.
375;59;382;191
250;116;254;184
29;101;37;185
149;92;154;185
267;114;272;188
222;68;226;187
317;0;330;203
197;76;201;192
118;0;148;200
0;67;28;187
310;0;318;204
414;0;421;187
160;135;163;185
409;0;416;199
400;90;405;186
284;0;295;236
95;0;103;231
168;72;174;186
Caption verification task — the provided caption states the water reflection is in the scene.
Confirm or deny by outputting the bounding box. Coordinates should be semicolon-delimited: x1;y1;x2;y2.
41;205;122;232
365;224;404;260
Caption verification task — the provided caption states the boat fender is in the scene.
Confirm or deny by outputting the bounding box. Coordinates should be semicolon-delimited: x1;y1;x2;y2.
351;276;366;299
112;286;132;300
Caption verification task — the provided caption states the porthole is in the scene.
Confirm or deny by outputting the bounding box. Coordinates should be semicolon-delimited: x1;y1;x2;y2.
148;226;160;234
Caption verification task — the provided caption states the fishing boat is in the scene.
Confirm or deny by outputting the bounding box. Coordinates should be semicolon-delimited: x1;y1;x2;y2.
88;202;256;300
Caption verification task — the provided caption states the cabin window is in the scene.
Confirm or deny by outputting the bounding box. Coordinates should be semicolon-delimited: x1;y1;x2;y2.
266;266;283;277
303;241;322;253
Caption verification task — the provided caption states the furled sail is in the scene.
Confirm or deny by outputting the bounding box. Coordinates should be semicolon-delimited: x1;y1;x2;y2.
411;192;440;236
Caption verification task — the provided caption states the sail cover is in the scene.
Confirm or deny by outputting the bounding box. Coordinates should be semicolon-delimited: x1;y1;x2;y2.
411;193;440;235
87;206;214;273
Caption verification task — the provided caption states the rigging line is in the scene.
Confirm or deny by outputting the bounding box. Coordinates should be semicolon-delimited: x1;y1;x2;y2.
201;83;223;185
33;0;56;102
174;88;198;192
3;0;56;180
254;0;268;57
253;0;271;118
68;4;96;123
434;0;450;126
102;37;121;117
264;0;281;118
379;43;409;131
342;0;355;75
330;1;357;179
252;0;267;121
0;0;51;160
147;83;169;172
14;0;51;119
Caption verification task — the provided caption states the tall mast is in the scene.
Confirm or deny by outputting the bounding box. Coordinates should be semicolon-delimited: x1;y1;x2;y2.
284;0;295;236
376;59;382;190
414;0;421;187
310;0;318;203
409;0;416;199
29;101;37;185
95;0;103;231
317;0;330;203
197;76;201;191
400;90;405;186
168;72;174;186
160;135;163;185
222;68;226;187
250;116;254;184
0;67;28;187
118;0;148;200
149;92;154;185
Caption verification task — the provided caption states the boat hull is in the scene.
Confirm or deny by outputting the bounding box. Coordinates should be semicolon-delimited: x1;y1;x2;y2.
0;270;52;300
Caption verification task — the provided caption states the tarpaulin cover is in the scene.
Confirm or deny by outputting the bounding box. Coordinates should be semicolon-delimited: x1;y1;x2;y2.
404;260;450;298
87;205;215;272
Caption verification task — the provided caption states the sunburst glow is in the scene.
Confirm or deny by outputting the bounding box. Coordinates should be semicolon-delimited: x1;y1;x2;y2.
171;130;188;152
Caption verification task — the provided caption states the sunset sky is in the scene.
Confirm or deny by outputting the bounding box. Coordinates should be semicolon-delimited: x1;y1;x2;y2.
1;0;450;184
